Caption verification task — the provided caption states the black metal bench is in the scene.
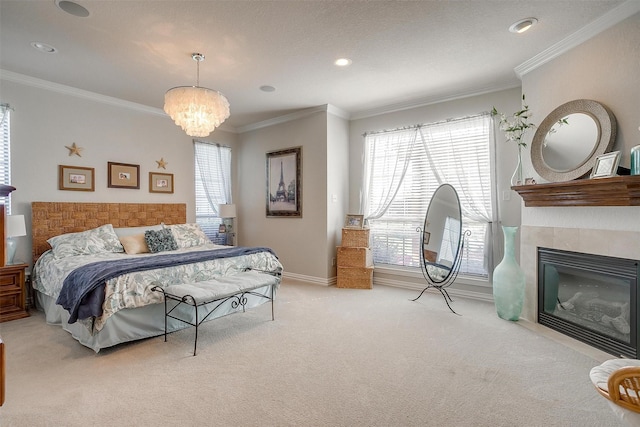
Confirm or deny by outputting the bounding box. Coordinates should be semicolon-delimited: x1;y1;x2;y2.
151;269;280;355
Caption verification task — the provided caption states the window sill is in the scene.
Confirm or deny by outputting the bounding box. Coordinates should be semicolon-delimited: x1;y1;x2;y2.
373;264;491;288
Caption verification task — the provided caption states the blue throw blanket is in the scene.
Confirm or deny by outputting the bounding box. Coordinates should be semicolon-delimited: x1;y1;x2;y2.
57;246;277;324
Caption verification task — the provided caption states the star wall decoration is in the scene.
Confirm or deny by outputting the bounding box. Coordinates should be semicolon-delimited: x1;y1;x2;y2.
65;142;83;157
156;157;168;169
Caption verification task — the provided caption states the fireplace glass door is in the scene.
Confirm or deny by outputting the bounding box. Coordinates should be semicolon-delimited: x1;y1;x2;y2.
538;248;639;358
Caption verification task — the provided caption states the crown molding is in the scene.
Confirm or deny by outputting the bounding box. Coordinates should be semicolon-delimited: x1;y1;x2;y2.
515;0;640;78
236;103;350;134
349;82;520;121
0;69;236;133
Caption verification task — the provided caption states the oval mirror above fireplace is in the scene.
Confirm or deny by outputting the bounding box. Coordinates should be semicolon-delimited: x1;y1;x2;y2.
530;99;617;183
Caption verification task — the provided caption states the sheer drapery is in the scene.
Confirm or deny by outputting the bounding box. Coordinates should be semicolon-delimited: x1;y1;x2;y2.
361;113;496;276
418;114;497;270
361;127;419;221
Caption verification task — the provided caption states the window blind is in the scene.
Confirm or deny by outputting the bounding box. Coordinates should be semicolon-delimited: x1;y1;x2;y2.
0;106;11;213
365;114;493;277
194;141;231;244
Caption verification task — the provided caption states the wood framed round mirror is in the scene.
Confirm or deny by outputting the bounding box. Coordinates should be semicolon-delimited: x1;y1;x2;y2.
530;99;616;182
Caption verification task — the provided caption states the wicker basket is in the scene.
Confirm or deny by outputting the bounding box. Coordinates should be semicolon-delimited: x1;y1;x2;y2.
337;246;373;267
341;228;370;248
337;266;373;289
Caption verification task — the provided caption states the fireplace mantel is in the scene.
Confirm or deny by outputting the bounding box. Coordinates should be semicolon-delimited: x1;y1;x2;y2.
512;176;640;207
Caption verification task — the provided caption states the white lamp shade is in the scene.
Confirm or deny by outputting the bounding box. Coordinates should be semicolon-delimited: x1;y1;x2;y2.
6;214;26;238
219;204;237;218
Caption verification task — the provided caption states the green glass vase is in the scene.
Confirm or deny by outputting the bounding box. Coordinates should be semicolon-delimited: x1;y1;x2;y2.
492;226;526;321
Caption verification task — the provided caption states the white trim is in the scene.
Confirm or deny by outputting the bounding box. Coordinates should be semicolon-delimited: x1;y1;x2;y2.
374;275;494;303
373;264;492;289
283;271;335;286
0;69;236;133
236;104;350;133
515;0;640;78
350;83;520;121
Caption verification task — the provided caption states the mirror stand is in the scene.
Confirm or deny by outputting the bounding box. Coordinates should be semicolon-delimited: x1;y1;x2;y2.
411;229;470;314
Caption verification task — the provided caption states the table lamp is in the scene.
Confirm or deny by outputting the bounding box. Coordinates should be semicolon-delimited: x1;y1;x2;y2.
6;214;26;264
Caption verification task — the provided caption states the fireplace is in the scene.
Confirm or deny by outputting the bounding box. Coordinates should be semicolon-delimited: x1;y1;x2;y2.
538;247;639;358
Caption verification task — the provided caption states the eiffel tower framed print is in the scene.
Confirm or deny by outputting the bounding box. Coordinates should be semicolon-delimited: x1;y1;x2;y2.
266;146;302;217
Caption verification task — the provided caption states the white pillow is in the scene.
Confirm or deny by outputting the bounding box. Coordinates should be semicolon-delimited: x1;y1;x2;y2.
168;223;210;248
47;224;124;258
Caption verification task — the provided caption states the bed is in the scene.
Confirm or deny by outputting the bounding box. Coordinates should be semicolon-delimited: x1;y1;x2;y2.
31;202;283;353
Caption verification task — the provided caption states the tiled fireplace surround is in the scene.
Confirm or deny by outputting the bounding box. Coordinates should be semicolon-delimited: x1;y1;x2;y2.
520;226;640;323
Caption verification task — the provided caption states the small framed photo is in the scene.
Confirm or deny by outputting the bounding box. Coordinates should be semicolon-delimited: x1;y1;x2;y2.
108;162;140;189
59;165;95;191
149;172;174;193
590;151;621;179
524;178;536;185
344;214;364;229
218;224;227;233
423;231;431;245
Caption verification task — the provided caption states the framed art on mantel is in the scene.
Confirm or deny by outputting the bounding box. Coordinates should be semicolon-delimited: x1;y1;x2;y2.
108;162;140;189
59;165;95;191
266;146;302;217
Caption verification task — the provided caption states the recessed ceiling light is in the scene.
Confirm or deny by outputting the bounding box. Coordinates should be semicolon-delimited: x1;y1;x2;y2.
509;18;538;34
334;58;352;67
56;1;90;18
260;85;276;92
31;42;57;53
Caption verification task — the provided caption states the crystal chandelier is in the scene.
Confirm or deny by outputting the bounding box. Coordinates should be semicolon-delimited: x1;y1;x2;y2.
164;53;230;137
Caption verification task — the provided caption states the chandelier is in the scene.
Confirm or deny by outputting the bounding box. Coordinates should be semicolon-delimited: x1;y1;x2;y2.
164;53;230;137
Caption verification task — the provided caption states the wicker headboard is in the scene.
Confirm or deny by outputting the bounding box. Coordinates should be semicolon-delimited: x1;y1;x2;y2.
31;202;187;262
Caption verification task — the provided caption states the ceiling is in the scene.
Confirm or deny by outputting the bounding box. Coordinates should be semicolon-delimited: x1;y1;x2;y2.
0;0;630;132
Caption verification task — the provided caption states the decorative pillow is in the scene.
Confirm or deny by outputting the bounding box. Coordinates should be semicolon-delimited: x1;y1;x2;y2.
144;228;178;253
48;224;124;258
114;224;164;238
169;223;210;248
119;234;150;255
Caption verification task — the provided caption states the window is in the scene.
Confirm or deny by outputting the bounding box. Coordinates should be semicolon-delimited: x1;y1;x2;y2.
363;114;495;277
194;141;232;244
1;105;11;214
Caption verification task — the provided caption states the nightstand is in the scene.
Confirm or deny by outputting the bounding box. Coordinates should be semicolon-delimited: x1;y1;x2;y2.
0;263;29;322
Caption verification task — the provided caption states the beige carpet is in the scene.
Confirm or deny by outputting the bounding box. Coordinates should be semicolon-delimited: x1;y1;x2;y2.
0;280;624;426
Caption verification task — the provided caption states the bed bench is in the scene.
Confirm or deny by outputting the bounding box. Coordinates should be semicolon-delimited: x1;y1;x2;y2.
151;269;280;355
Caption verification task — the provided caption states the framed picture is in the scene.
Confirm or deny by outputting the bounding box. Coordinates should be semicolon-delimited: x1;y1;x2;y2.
59;165;95;191
423;231;431;245
108;162;140;189
149;172;174;193
590;151;621;179
266;146;302;217
344;214;364;229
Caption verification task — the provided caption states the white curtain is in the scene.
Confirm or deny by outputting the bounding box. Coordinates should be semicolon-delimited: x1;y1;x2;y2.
417;114;497;271
361;127;419;220
194;140;231;216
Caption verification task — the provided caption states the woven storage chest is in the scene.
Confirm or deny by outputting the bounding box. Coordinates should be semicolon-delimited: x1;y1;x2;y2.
337;246;373;268
336;266;374;289
341;228;370;247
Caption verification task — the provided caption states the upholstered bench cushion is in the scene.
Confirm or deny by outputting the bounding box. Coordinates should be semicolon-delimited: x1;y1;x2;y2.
163;270;279;304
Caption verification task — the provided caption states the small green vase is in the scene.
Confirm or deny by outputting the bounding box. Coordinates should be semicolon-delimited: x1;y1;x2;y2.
492;226;526;321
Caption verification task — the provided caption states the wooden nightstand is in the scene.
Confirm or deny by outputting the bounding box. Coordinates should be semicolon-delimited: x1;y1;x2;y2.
0;263;29;322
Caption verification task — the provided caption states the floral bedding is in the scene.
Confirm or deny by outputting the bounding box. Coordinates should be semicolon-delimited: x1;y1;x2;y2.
33;243;283;332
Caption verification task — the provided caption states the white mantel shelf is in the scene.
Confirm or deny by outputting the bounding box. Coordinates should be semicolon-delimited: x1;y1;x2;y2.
512;176;640;207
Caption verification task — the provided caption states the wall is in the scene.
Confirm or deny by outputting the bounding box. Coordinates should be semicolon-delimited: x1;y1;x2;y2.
237;110;340;283
326;112;350;279
0;78;238;266
521;12;640;231
348;88;523;297
519;12;640;321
